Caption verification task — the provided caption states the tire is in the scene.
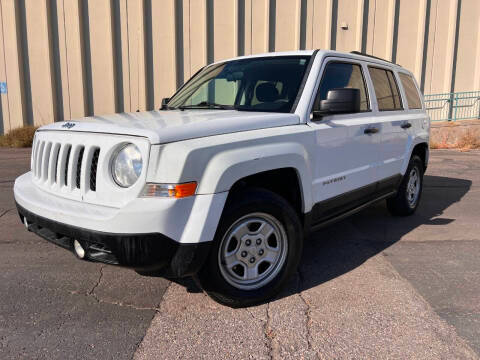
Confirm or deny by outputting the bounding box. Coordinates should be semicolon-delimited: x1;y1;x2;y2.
387;155;424;216
196;188;303;308
135;269;164;277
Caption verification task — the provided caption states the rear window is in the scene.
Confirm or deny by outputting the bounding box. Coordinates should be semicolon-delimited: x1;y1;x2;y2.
399;73;422;109
368;67;403;111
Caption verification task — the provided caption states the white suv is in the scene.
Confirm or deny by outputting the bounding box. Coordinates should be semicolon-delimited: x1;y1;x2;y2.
14;50;429;307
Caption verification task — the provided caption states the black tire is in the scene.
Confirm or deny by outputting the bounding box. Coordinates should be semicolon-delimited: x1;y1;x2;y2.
387;155;424;216
135;269;164;277
196;188;303;308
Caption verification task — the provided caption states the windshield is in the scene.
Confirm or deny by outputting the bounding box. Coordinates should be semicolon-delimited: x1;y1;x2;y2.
167;56;311;113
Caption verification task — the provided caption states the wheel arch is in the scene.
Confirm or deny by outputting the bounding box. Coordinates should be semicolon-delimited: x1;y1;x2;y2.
197;143;314;214
411;142;429;171
227;167;305;216
402;140;429;175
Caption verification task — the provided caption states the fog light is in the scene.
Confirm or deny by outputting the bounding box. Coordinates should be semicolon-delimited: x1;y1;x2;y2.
73;240;86;259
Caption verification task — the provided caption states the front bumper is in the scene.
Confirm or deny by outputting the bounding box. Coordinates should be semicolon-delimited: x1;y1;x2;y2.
13;171;228;276
16;202;211;276
14;172;227;243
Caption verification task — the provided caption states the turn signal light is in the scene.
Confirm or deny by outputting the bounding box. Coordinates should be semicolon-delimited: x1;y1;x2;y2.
141;182;197;198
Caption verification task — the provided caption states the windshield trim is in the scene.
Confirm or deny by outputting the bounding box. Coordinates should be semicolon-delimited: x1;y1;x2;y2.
289;49;319;114
167;66;205;106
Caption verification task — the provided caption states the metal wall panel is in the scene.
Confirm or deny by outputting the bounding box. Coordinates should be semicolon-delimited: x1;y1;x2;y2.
24;0;57;125
0;0;26;131
1;0;480;133
151;0;177;109
86;0;116;116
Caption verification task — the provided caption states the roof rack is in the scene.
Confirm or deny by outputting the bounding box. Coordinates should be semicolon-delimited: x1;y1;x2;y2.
350;51;398;65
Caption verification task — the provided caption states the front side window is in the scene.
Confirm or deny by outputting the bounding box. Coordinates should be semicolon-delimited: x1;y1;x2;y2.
368;67;403;111
167;56;311;113
313;62;370;112
399;73;422;109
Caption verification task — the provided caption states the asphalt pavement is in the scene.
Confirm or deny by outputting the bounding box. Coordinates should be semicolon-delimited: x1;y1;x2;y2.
0;148;479;359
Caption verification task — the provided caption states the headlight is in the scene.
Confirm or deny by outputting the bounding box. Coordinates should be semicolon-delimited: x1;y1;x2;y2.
111;143;143;187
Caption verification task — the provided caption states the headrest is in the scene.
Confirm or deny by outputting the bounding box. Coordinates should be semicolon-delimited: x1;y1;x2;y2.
256;83;279;102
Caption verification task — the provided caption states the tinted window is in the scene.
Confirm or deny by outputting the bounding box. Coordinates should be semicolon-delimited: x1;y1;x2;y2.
314;62;369;111
368;67;403;111
167;56;311;113
399;73;422;109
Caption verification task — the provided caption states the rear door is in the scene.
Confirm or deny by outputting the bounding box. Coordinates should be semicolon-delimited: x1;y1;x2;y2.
397;71;427;160
307;58;381;224
367;65;410;190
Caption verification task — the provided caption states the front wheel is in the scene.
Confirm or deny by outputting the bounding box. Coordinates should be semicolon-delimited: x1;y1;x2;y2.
387;155;424;216
196;188;303;308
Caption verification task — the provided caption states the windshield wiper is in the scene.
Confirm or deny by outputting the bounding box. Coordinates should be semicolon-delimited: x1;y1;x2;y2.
179;101;234;110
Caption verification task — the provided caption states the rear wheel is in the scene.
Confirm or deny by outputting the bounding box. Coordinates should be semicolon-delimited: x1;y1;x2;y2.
196;188;303;307
387;155;424;216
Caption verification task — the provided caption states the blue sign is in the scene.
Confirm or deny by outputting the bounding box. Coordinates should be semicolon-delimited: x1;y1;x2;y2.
0;82;6;94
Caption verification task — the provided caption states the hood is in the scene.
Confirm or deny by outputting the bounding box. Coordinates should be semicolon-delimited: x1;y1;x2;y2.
39;110;301;144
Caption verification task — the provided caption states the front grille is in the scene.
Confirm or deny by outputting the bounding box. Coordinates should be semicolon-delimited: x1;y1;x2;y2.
64;145;71;186
52;144;61;184
76;147;85;189
42;142;52;181
90;148;100;191
32;140;99;194
36;141;45;179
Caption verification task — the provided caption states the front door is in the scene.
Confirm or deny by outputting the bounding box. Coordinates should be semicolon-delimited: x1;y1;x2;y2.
308;59;381;224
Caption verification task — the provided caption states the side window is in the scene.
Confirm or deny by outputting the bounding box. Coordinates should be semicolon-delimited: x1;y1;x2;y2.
314;62;369;111
368;67;403;111
399;73;422;109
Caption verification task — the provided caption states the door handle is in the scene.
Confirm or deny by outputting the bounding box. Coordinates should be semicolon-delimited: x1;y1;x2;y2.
364;127;379;134
401;122;412;129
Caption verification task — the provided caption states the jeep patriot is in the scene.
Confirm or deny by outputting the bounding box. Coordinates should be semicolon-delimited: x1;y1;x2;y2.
14;50;430;307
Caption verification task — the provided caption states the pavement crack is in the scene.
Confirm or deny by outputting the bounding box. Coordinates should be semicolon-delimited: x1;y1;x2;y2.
298;270;319;359
265;302;274;360
87;297;161;311
18;281;161;311
88;265;105;298
79;266;161;311
244;307;264;323
0;209;13;219
84;266;158;310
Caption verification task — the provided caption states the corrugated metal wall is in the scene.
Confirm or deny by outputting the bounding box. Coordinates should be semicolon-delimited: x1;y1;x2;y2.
1;0;479;134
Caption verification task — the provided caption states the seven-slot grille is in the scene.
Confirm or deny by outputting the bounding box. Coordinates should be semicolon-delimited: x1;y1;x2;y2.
31;138;100;192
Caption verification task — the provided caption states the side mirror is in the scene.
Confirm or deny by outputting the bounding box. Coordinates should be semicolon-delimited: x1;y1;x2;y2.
161;97;170;110
312;88;361;118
